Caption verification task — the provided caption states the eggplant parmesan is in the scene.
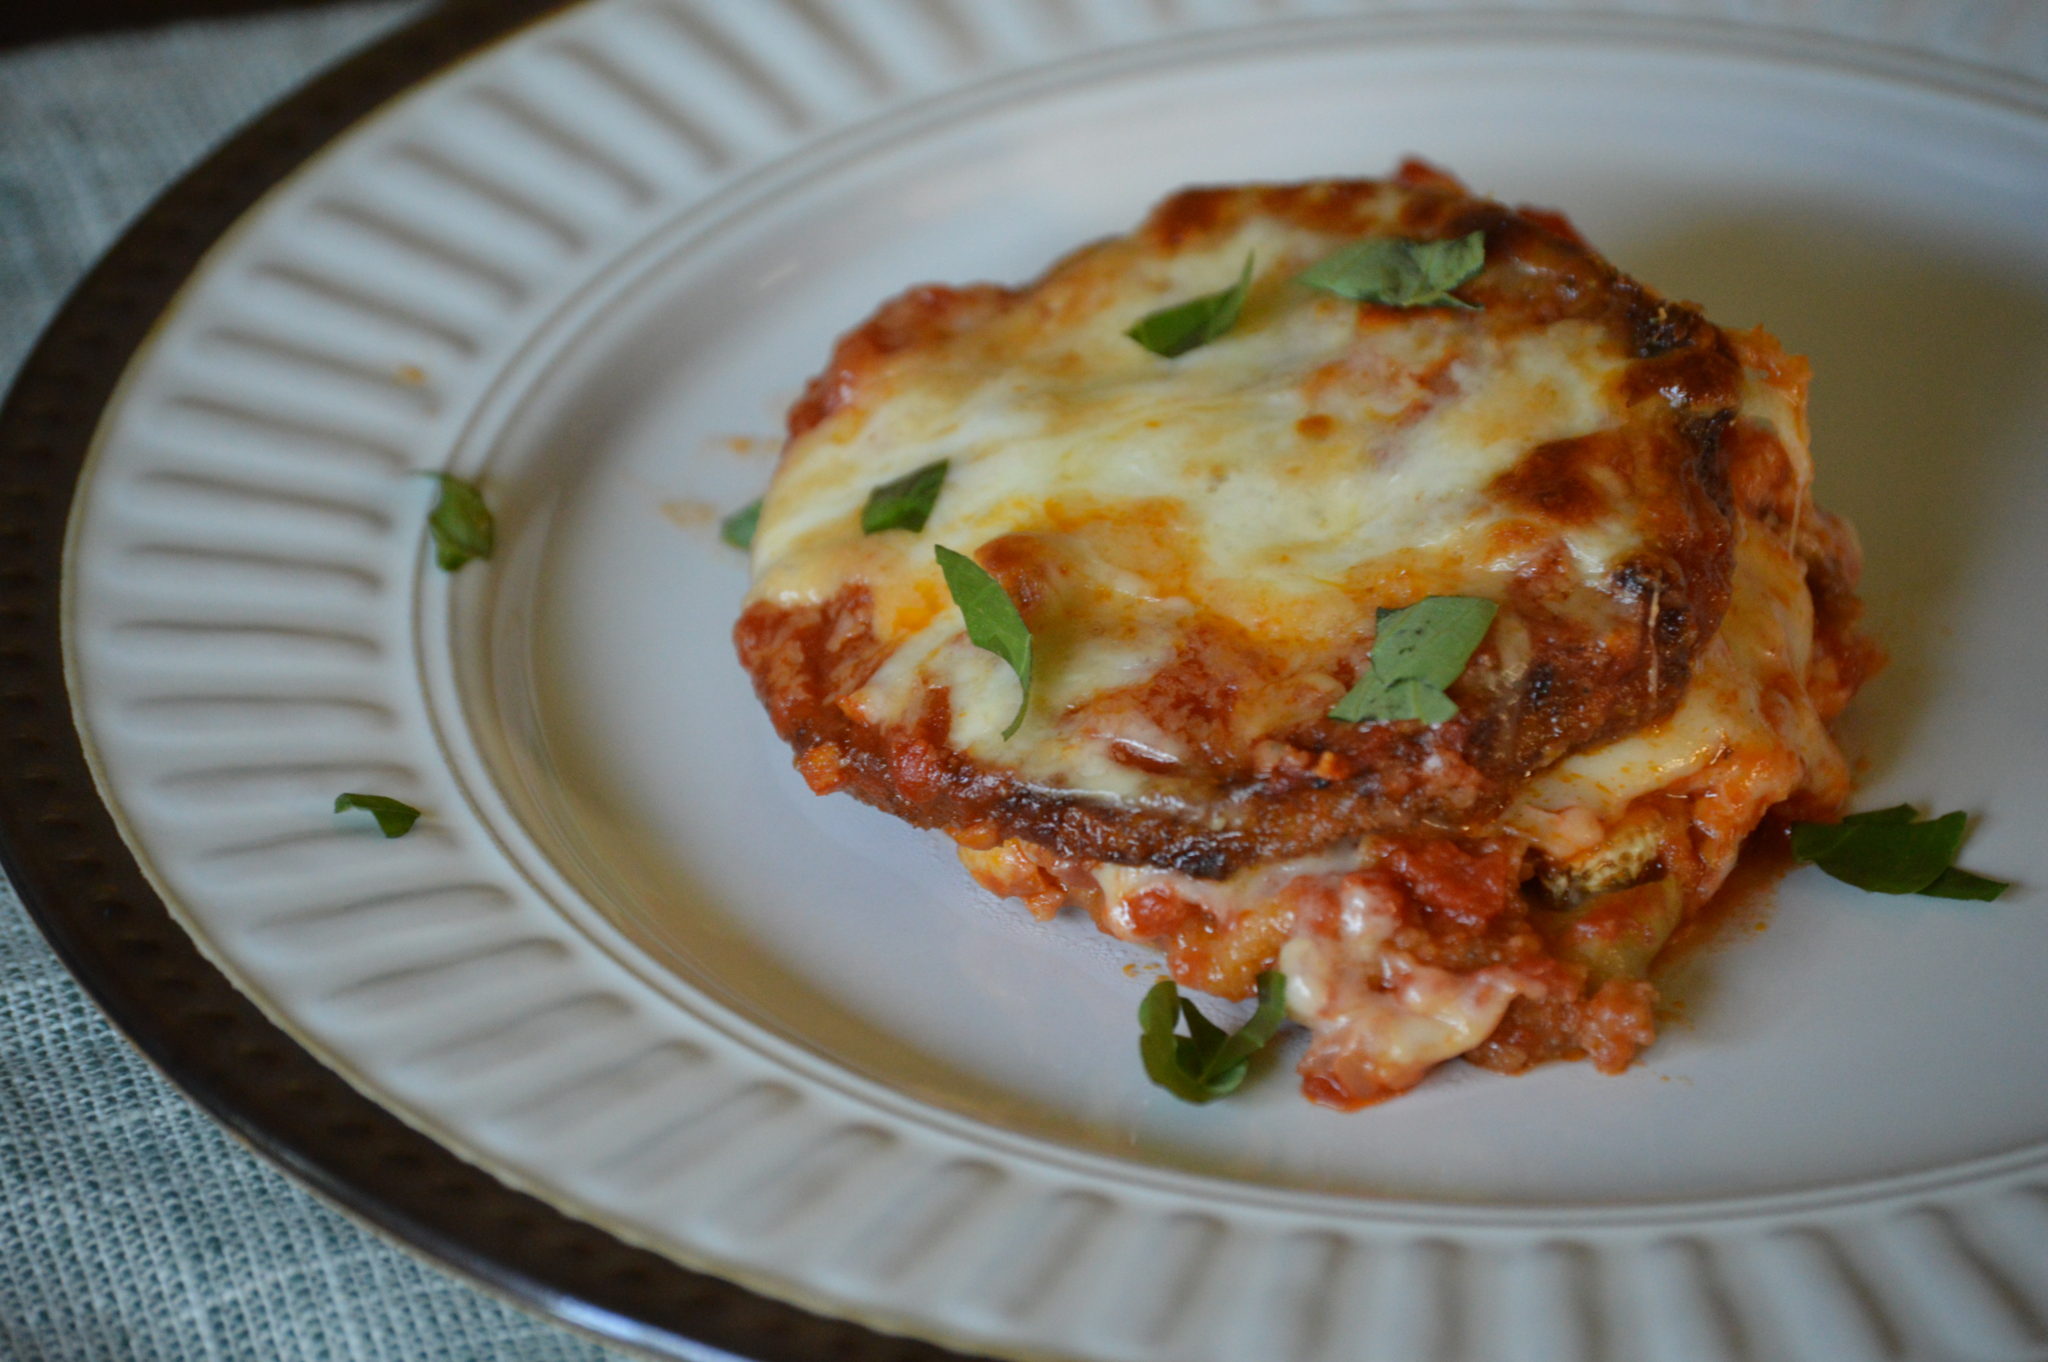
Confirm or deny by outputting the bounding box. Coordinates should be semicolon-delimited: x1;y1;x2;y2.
734;163;1878;1108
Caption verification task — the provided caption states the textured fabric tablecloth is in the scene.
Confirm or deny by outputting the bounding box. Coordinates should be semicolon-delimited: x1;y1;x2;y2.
0;8;626;1358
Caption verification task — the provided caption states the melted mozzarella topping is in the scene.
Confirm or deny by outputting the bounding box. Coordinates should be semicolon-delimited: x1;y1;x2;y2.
748;219;1637;797
1505;365;1849;899
964;495;1847;1093
752;186;1863;1104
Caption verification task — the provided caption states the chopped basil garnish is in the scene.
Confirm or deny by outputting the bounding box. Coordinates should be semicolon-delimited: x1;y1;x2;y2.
1126;253;1255;358
1916;872;2015;901
934;544;1034;739
720;498;762;550
1790;805;2008;899
1329;595;1497;724
1139;971;1289;1103
334;793;421;839
862;460;949;535
1298;231;1486;310
424;473;493;572
1923;868;2009;901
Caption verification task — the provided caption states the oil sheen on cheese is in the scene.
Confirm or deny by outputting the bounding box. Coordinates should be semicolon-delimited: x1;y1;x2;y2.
749;219;1644;799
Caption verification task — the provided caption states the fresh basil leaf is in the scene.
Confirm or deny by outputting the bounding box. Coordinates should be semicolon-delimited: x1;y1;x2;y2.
1921;867;2009;901
1179;995;1229;1054
1791;804;1920;862
334;793;421;839
1126;253;1255;358
1330;679;1390;724
1345;676;1459;725
1140;985;1219;1104
1791;806;2007;898
1199;970;1290;1083
1137;972;1290;1104
1369;595;1499;688
1408;679;1462;725
1843;805;1918;825
1787;819;1856;864
1329;595;1497;725
425;473;493;571
1826;810;1966;895
934;544;1034;739
1298;231;1486;310
862;460;949;535
721;498;762;550
1790;807;1915;862
1137;977;1180;1035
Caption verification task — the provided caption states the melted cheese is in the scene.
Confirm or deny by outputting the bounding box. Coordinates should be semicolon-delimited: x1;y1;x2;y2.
1505;524;1847;902
749;187;1863;1105
1283;942;1532;1093
954;510;1846;1095
1087;843;1539;1095
749;221;1638;798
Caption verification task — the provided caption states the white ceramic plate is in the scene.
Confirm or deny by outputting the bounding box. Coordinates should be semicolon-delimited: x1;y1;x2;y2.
62;2;2048;1358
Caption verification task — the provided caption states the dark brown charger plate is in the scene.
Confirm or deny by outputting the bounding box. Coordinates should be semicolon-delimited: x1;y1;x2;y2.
0;3;984;1356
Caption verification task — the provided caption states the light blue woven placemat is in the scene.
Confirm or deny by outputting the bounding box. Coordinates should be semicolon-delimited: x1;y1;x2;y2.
0;8;628;1358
